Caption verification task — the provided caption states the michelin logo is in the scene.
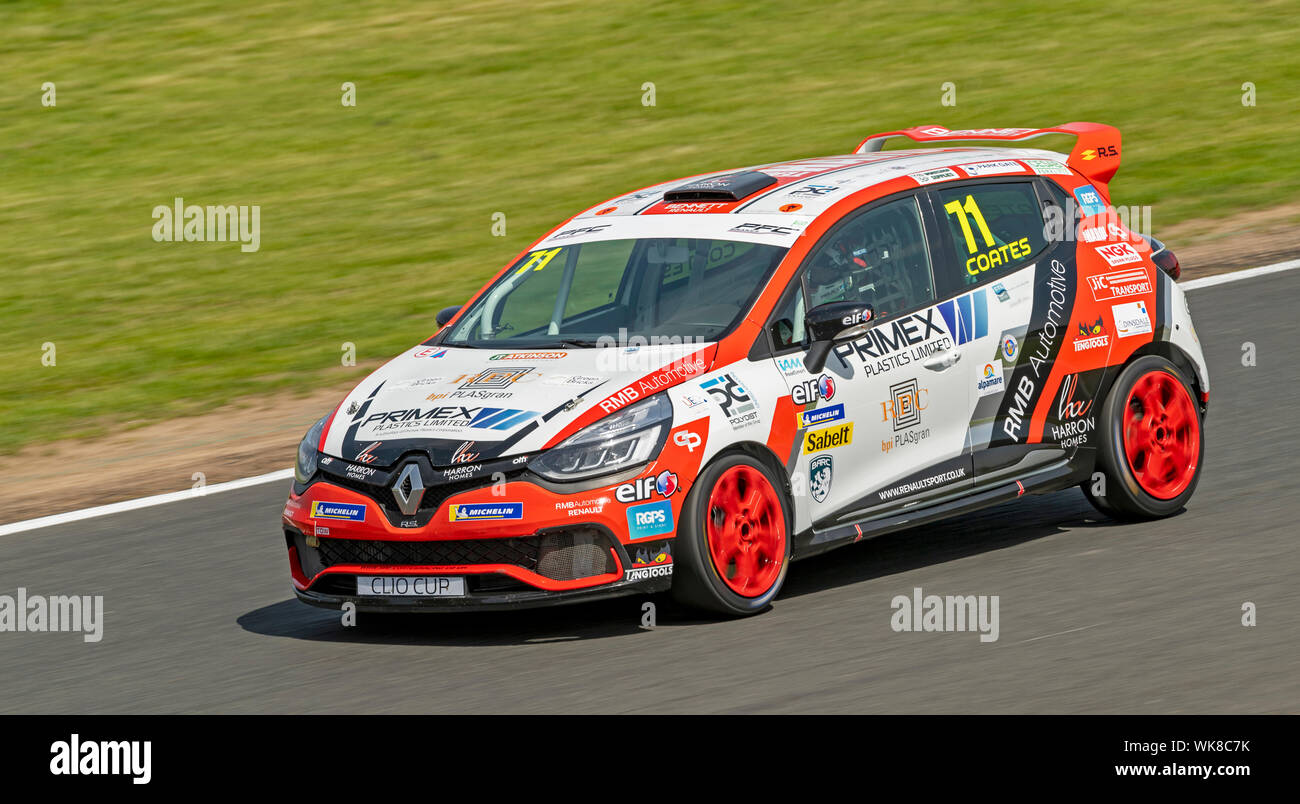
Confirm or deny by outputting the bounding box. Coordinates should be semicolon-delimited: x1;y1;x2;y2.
310;501;366;521
449;502;524;521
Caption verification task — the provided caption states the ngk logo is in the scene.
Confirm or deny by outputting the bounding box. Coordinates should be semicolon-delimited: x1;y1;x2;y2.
1094;242;1142;267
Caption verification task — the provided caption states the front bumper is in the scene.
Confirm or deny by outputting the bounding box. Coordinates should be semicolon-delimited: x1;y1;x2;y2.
282;463;681;610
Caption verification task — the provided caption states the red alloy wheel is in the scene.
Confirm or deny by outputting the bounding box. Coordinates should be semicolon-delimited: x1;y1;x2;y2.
1122;370;1201;500
705;465;786;597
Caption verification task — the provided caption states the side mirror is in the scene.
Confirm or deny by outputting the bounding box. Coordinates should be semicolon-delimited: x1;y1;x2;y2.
803;301;874;373
436;305;463;327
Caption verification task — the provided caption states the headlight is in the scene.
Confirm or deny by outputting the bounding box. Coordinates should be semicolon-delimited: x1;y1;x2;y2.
295;416;328;484
530;394;673;481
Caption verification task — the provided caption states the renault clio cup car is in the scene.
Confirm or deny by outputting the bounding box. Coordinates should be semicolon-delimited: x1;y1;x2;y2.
283;122;1208;616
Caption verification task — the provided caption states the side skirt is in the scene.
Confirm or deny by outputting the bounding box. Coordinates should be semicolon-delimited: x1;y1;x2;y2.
791;457;1086;560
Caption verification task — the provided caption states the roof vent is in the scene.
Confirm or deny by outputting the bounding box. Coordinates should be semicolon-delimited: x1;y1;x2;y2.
663;170;778;202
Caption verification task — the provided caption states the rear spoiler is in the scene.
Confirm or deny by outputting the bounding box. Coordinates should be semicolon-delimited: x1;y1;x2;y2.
854;122;1122;196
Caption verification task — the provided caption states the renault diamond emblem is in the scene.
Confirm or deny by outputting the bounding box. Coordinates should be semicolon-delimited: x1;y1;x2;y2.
392;463;426;516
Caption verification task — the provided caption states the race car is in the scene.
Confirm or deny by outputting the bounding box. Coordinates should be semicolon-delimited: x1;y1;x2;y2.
282;122;1207;616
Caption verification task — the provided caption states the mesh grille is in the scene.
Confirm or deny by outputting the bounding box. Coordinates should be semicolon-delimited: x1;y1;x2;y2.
318;536;541;570
311;526;617;581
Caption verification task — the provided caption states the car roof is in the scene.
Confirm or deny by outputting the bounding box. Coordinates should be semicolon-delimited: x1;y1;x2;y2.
579;147;1070;218
557;146;1072;248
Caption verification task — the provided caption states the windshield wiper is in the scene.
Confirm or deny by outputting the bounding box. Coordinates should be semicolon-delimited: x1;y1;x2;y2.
554;338;604;348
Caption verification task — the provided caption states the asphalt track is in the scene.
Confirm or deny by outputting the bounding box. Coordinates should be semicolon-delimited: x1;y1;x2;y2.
2;272;1296;714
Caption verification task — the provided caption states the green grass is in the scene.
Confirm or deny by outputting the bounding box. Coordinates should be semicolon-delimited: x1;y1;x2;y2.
2;0;1297;451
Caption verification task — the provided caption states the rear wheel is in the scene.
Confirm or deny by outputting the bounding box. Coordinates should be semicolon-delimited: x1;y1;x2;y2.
1084;355;1204;519
672;453;791;616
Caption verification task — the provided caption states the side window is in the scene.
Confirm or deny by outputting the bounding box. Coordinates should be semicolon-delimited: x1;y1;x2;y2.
768;285;805;350
937;182;1048;286
800;195;936;320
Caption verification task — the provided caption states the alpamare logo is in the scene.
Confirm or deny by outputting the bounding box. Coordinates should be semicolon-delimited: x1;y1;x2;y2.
936;289;989;346
50;734;151;785
152;197;260;252
0;588;104;643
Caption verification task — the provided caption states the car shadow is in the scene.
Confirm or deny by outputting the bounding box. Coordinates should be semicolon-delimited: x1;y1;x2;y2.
238;488;1172;644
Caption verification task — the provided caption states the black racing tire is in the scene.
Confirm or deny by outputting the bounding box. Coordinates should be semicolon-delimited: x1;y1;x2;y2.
671;451;792;616
1083;355;1204;520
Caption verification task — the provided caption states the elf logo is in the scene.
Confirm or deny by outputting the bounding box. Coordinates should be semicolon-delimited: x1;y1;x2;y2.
616;470;679;503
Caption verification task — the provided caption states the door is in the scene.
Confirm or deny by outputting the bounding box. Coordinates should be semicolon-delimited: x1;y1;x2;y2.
767;193;975;527
928;179;1060;476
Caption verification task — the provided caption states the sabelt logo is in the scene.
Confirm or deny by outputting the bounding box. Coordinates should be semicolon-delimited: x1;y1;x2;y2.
803;423;853;454
1087;267;1151;301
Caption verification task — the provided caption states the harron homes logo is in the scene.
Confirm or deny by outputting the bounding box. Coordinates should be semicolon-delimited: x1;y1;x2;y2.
1087;267;1151;301
1051;374;1096;449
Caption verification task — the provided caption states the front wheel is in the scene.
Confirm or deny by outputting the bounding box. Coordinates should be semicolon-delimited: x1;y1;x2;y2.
1084;355;1204;519
671;453;791;616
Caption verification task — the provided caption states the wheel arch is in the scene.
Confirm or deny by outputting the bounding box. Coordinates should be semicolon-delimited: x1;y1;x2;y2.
1126;341;1208;415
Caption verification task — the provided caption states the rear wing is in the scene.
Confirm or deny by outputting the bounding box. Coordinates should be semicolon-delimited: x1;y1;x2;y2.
854;122;1122;196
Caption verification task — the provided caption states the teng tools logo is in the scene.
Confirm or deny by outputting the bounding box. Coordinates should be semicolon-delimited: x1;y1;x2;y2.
1087;267;1152;301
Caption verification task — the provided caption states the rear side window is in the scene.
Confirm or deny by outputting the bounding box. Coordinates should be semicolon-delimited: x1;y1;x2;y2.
937;182;1047;286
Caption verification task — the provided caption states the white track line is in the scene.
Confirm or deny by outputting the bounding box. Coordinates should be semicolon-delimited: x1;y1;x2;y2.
1180;258;1300;290
0;468;293;537
1;257;1297;538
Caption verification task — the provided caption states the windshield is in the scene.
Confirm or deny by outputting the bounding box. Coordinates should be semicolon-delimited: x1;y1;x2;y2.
444;237;787;347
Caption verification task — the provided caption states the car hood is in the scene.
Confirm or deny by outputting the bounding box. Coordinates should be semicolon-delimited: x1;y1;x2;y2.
319;341;716;467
